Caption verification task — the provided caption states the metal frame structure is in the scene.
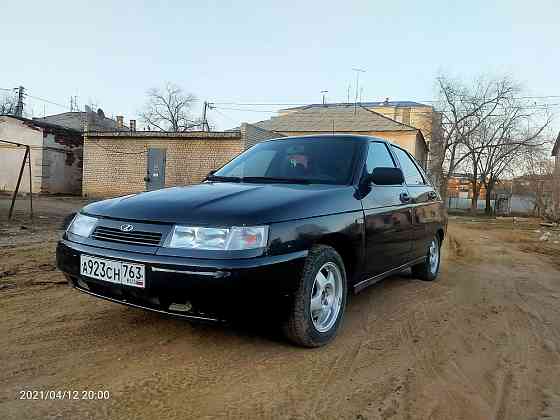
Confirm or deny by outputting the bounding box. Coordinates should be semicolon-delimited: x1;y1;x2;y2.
0;139;33;220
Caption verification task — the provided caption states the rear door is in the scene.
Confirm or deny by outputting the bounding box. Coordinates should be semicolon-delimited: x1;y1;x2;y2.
390;146;440;259
361;141;413;276
146;148;166;191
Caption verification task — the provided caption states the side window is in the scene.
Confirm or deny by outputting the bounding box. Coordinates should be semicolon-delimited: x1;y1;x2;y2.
365;142;395;173
391;146;425;185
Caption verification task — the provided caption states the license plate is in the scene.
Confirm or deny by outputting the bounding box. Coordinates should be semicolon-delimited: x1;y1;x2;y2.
80;255;145;288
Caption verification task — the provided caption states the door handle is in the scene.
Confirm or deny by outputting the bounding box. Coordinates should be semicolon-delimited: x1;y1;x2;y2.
399;192;411;203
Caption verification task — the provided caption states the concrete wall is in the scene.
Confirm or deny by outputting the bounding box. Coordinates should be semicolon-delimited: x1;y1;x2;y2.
41;132;82;194
240;123;283;149
413;132;427;169
370;105;441;178
83;132;245;198
369;105;436;142
0;117;43;194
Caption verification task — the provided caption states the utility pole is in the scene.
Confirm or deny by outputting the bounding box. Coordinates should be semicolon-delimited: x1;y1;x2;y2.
70;96;78;111
321;90;328;105
202;101;209;131
351;68;366;114
202;101;214;131
14;86;25;117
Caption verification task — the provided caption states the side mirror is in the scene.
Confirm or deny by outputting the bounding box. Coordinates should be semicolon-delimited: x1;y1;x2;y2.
370;167;404;185
205;169;216;180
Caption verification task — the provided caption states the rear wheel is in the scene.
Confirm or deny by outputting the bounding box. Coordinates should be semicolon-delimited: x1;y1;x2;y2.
411;235;441;281
282;245;347;347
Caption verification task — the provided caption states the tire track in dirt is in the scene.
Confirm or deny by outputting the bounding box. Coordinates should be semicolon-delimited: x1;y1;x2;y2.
3;216;560;419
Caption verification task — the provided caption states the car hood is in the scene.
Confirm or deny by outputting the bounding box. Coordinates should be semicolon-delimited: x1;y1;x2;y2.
82;182;360;226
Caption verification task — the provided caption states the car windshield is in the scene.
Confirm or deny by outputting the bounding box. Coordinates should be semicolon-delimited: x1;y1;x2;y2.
211;138;359;185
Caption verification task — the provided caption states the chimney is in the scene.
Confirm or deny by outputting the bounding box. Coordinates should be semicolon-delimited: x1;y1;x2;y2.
116;115;124;129
129;119;136;131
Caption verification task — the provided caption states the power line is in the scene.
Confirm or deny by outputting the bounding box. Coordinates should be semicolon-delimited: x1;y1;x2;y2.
25;93;73;111
211;108;239;124
212;106;279;113
212;95;560;107
212;104;560;117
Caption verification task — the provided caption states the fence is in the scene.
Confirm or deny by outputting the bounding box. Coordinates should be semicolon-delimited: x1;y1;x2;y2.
447;196;495;211
447;193;542;216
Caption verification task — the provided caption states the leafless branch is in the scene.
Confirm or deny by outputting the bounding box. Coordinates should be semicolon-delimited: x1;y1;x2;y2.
139;83;202;132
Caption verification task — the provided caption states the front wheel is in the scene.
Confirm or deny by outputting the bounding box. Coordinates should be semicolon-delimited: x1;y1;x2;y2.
282;245;347;347
411;235;441;281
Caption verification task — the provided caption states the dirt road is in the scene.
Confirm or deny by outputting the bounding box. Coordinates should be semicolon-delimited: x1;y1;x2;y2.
2;197;560;419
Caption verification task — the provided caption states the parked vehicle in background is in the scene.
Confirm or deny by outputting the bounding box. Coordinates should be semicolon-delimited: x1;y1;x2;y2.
57;135;446;347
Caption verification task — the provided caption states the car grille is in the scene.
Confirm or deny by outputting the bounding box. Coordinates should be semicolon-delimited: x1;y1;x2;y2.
91;226;162;246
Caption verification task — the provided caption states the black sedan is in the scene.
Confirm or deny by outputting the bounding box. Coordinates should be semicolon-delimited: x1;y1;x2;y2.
57;135;446;347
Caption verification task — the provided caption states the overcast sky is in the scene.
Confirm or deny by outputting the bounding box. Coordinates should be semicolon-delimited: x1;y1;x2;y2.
2;0;559;133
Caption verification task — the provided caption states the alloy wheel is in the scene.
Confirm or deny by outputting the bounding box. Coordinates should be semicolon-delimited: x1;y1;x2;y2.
310;262;343;333
429;239;440;274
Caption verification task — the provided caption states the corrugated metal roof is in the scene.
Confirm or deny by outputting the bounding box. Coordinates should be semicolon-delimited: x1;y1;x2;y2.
254;104;418;132
0;114;81;135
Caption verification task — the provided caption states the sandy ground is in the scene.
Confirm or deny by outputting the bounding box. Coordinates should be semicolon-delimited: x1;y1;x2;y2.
1;196;560;419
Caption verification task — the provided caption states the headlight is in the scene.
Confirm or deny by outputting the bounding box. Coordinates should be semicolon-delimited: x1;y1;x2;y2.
67;214;98;237
166;225;268;251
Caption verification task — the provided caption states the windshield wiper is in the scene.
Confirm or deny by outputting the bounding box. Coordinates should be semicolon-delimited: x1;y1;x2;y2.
205;175;243;183
241;177;312;184
206;175;313;184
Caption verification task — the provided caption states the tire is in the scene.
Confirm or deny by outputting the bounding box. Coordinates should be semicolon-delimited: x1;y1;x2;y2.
411;235;441;281
282;245;347;348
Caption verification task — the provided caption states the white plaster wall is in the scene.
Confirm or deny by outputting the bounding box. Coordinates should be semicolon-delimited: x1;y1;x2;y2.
0;117;43;193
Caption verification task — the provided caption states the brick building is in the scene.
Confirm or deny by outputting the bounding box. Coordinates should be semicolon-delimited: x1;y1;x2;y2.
447;174;489;199
82;123;280;197
83;105;436;199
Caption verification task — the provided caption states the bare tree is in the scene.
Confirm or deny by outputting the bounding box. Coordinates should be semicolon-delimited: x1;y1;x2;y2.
0;92;17;115
431;75;519;201
461;97;552;213
140;83;202;132
515;147;558;220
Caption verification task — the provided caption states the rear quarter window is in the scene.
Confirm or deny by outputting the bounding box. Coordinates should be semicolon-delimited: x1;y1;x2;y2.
391;146;425;185
365;142;396;173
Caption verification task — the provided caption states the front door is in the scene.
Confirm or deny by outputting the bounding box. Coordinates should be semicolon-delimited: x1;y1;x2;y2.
146;148;166;191
361;141;413;276
390;145;442;260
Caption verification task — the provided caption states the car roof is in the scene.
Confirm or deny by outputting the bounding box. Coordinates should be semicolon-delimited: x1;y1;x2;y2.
262;134;389;144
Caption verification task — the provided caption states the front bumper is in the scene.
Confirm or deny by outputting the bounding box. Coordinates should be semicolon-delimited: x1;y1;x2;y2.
56;239;307;321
